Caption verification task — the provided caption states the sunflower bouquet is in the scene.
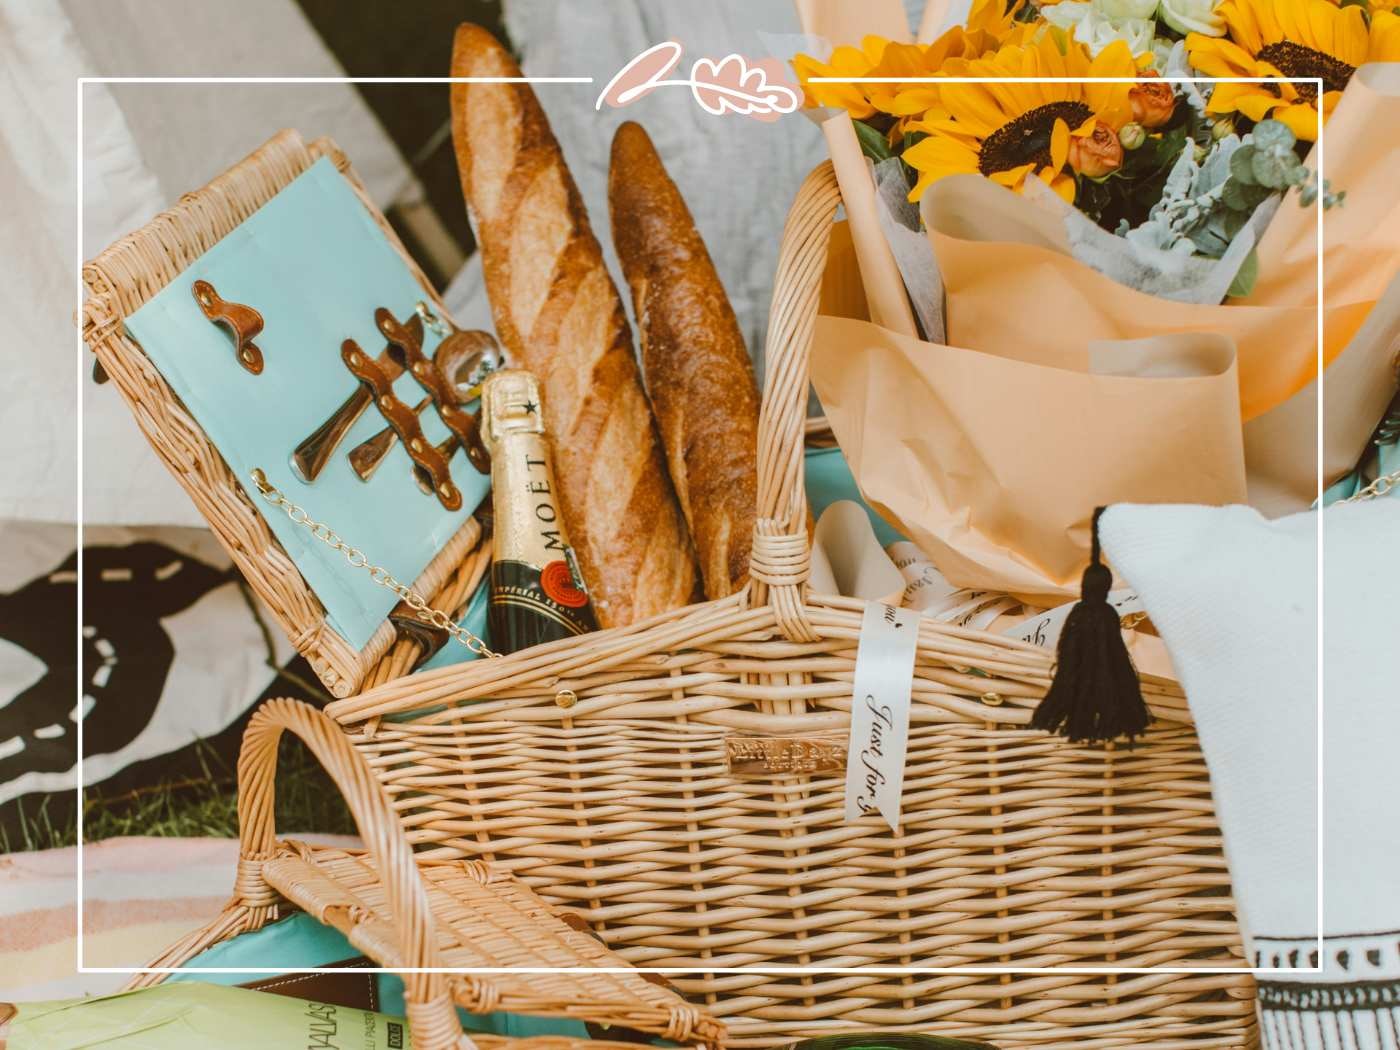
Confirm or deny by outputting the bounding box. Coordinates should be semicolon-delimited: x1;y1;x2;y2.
793;0;1397;296
784;0;1400;601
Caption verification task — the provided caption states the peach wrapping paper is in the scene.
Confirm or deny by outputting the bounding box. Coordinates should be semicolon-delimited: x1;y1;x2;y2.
1239;65;1400;513
823;112;919;337
810;287;1248;602
793;0;962;45
919;62;1400;510
794;0;912;46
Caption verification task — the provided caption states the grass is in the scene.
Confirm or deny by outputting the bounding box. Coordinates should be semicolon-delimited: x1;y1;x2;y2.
1;737;356;853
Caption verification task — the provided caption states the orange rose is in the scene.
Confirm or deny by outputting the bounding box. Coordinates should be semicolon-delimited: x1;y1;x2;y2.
1068;120;1124;178
1129;74;1177;128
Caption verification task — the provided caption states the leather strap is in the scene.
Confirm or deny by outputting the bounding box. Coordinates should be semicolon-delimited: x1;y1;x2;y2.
192;279;265;375
240;956;378;1011
377;309;490;475
342;336;460;511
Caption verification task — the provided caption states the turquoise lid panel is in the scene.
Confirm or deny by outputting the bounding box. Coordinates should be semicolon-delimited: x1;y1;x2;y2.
124;157;488;651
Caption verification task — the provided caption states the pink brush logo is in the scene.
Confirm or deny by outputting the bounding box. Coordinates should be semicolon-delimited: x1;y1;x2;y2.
596;41;800;121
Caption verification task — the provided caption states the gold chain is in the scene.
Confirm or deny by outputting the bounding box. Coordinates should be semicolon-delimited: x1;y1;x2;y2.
250;468;499;659
1338;466;1400;504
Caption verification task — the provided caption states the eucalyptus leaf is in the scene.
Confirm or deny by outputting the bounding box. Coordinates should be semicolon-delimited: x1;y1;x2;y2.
1218;207;1249;240
1222;178;1268;211
1251;148;1290;187
1189;224;1231;256
1251;119;1295;151
1230;146;1259;184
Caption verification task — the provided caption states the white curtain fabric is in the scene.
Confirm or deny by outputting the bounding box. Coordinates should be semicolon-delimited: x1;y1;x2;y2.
0;0;411;820
1;0;411;526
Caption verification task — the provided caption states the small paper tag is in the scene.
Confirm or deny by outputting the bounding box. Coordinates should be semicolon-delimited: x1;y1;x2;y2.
1005;588;1145;648
845;601;920;830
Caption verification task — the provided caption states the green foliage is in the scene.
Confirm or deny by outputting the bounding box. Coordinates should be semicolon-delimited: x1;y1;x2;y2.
1228;119;1345;212
1074;106;1207;233
854;118;894;163
0;738;355;852
1114;117;1331;295
1301;177;1347;209
1226;248;1260;299
1230;121;1310;191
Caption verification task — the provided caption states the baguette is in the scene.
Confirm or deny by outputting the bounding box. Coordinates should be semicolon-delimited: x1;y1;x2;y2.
608;122;760;600
449;25;699;627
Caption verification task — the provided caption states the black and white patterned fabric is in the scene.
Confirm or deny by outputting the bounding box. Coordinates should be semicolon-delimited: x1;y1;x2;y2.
0;520;300;836
1255;933;1400;1050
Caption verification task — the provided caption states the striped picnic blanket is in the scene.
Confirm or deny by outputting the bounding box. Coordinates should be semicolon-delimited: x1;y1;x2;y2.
0;836;353;1001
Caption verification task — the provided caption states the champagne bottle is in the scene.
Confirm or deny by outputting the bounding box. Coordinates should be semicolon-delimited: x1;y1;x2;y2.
480;369;597;653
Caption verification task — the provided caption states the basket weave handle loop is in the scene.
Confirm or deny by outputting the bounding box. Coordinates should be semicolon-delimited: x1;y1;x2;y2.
748;161;842;641
406;993;478;1050
237;699;458;1050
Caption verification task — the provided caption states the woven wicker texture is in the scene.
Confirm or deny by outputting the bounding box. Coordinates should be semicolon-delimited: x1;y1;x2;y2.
132;699;723;1050
80;130;481;699
315;163;1257;1047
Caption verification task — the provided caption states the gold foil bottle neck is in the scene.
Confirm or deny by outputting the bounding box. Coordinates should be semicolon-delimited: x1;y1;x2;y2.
481;369;545;450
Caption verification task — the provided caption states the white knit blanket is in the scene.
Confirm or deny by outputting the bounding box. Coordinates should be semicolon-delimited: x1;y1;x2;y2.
1102;499;1400;1050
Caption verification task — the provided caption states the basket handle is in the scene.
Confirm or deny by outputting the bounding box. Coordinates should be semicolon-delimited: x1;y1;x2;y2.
237;698;469;1050
746;161;843;641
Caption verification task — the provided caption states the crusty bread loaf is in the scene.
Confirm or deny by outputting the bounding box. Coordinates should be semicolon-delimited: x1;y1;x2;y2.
608;122;760;600
449;24;698;627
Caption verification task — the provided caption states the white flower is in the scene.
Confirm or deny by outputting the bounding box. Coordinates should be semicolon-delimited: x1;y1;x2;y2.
1159;0;1226;36
1041;0;1092;32
1150;37;1176;72
1093;0;1160;20
1042;0;1159;57
1077;10;1158;56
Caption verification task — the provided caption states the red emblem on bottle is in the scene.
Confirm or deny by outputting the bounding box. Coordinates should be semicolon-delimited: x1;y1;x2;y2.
540;560;589;608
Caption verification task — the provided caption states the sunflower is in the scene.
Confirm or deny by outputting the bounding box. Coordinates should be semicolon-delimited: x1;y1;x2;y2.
901;33;1138;203
1324;0;1400;13
1186;0;1400;140
792;35;889;118
792;0;1032;127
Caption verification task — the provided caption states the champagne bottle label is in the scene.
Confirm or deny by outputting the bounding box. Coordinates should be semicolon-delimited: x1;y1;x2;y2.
480;370;598;654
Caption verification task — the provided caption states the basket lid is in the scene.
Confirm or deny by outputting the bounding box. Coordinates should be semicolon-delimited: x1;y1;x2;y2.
81;130;486;698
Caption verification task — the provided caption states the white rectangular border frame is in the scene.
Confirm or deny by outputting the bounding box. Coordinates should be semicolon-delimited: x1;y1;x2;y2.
76;71;1325;977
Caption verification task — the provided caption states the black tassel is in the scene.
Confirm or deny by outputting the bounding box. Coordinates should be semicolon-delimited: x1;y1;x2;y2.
1030;506;1150;744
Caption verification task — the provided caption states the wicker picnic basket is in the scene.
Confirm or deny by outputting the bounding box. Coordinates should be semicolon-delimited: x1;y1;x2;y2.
317;163;1256;1046
85;133;1257;1047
